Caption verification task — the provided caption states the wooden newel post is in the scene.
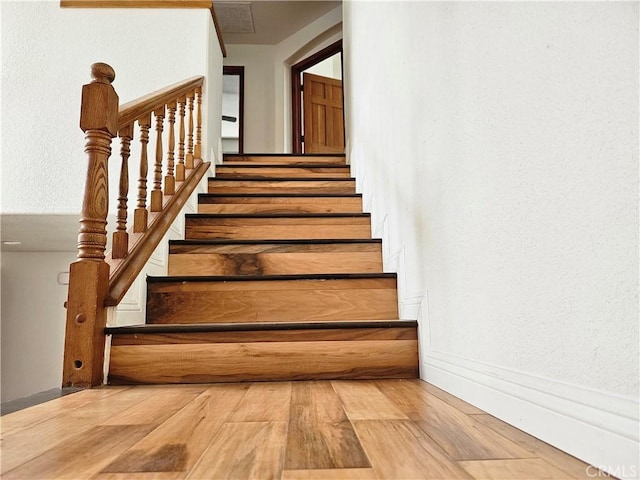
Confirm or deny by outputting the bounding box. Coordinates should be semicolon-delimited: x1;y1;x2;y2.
63;63;118;388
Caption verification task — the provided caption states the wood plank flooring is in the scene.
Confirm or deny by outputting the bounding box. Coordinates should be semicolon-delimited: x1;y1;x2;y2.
1;379;595;479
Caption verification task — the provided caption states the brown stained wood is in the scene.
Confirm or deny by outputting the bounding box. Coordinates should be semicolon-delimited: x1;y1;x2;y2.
113;125;134;259
331;381;408;420
185;94;194;169
228;382;291;422
374;380;534;461
1;388;150;473
150;106;165;212
63;260;110;387
108;341;419;384
167;251;382;276
106;160;210;306
164;101;176;195
223;154;346;165
110;326;418;346
458;458;578;479
282;469;378;479
176;97;186;181
194;86;202;159
472;414;594;479
116;77;203;131
169;240;381;255
208;178;356;195
2;425;156;480
197;194;362;214
101;385;249;474
185;421;287;480
145;277;398;324
285;382;370;470
0;387;128;437
411;379;486;415
93;472;185;480
185;217;371;241
215;165;351;178
101;386;206;426
353;419;473;480
133;113;152;233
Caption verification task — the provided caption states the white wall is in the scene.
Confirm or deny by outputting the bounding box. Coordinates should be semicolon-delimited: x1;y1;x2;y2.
223;45;277;153
1;1;219;214
1;252;75;403
304;53;342;80
343;1;639;477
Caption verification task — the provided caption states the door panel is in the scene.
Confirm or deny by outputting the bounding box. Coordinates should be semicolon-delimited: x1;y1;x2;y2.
303;73;344;154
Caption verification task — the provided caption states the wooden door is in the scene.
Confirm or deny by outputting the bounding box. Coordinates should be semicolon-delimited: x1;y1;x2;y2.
303;73;344;153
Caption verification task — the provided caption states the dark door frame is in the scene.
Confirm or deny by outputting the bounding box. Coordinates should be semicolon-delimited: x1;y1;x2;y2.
291;39;343;154
223;65;245;154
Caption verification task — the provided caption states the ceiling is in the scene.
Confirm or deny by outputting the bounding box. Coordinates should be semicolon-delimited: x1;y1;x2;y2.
214;1;341;45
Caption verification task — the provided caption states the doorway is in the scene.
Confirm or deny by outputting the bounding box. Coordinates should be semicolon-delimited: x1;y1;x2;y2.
291;40;343;154
222;66;244;154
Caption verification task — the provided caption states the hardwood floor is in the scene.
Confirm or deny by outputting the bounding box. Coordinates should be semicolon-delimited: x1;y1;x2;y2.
1;379;594;479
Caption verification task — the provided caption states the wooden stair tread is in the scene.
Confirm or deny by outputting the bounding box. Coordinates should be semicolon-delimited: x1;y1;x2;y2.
200;193;362;198
106;320;417;335
219;163;351;168
147;272;396;283
169;238;382;246
209;177;355;182
186;212;370;219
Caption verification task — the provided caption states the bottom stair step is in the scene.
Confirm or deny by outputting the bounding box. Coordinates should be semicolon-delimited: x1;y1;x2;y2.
106;320;419;384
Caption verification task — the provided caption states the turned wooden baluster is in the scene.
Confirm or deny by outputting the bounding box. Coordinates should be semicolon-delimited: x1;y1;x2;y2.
63;62;118;388
176;96;186;182
112;124;133;259
194;86;202;161
185;92;195;169
133;113;151;232
150;106;165;212
164;101;176;195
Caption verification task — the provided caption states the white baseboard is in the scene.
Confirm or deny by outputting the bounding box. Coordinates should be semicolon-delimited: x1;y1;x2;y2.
421;350;640;479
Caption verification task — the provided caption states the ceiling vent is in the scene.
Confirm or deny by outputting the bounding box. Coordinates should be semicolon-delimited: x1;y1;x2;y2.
214;2;255;34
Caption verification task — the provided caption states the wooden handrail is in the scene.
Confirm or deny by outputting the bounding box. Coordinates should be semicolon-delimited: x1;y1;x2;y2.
63;63;210;388
118;76;203;129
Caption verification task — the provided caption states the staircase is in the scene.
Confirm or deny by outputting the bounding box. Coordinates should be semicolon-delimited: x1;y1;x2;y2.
106;154;419;384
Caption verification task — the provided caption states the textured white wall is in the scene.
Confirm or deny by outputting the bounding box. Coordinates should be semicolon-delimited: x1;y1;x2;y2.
1;2;217;214
344;1;638;475
223;45;277;153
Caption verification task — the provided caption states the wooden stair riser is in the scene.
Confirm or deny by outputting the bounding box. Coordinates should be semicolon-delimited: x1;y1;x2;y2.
146;277;399;324
168;242;383;276
185;216;371;240
216;165;351;178
208;179;356;195
198;195;363;214
223;154;346;165
108;340;418;384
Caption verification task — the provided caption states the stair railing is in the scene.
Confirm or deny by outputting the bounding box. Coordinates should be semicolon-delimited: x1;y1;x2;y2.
63;63;210;387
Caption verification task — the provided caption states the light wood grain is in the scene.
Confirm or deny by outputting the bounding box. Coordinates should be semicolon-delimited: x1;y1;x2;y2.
216;165;351;178
108;340;419;384
412;379;486;415
3;425;156;479
208;179;355;194
375;380;534;461
285;382;370;470
186;421;288;480
101;385;248;474
185;222;371;240
198;194;362;215
146;279;398;323
459;458;578;479
223;154;345;165
331;381;408;420
283;469;378;479
472;414;594;479
228;382;291;422
110;325;418;346
168;251;382;276
1;380;597;479
353;419;473;479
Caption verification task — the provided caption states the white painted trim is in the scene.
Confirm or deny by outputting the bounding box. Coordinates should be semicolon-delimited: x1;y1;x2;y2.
422;350;640;479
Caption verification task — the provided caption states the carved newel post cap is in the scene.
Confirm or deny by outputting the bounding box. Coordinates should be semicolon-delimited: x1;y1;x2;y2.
90;63;116;85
